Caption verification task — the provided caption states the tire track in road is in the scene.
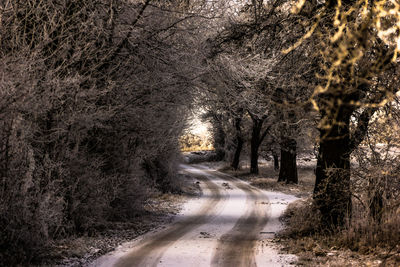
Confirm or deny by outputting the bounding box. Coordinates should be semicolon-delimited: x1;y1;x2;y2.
114;169;226;267
207;170;269;267
93;165;297;267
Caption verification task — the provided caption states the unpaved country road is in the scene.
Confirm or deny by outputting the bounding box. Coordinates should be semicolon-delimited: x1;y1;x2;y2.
91;164;298;267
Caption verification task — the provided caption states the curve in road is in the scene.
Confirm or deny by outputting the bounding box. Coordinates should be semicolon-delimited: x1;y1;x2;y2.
95;164;296;267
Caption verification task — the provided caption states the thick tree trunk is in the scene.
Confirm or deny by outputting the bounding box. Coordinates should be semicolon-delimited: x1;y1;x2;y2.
250;119;262;174
278;139;298;183
231;117;243;170
314;112;352;227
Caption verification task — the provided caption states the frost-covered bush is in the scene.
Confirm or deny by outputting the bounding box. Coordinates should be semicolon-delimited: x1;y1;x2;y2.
0;1;200;265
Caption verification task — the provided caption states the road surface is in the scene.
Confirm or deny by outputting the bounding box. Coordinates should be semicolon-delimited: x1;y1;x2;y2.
91;164;297;267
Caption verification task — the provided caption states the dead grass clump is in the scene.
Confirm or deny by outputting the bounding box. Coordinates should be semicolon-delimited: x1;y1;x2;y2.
337;207;400;253
281;198;324;238
281;198;400;266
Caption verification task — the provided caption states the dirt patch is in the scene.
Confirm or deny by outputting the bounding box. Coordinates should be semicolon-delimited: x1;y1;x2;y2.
199;231;213;238
221;182;233;190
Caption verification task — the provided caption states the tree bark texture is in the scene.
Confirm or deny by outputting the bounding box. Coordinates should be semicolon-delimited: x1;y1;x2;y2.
278;138;298;183
273;150;279;171
314;109;352;227
213;117;226;161
231;117;243;170
250;119;262;174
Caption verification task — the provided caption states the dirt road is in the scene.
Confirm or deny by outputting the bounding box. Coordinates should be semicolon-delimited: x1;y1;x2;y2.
91;164;297;267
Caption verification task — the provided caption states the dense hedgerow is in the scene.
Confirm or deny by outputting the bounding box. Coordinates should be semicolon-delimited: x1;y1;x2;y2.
0;1;203;265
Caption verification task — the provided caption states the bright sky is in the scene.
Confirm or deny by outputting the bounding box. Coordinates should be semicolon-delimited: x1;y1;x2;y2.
189;117;211;137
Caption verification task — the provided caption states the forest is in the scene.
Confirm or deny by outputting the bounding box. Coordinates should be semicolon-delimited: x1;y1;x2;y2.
1;0;400;266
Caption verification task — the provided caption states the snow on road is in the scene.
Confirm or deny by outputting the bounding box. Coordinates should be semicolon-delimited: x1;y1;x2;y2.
90;164;298;267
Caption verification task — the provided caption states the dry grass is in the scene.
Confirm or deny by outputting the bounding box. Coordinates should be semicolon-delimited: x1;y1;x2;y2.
37;193;184;266
36;173;201;266
218;158;315;198
217;157;400;266
280;199;400;266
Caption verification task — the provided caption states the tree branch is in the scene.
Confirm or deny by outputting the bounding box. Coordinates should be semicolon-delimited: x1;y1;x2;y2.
259;124;271;145
247;109;256;121
112;0;151;59
349;107;377;153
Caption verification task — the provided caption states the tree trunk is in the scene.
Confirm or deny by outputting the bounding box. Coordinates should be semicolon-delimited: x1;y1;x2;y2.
250;118;262;174
231;136;243;170
278;139;298;183
273;150;279;171
369;188;383;223
314;111;352;227
213;117;226;161
231;117;243;170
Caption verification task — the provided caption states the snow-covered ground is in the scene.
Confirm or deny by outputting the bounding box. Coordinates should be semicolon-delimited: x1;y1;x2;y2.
90;164;298;267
